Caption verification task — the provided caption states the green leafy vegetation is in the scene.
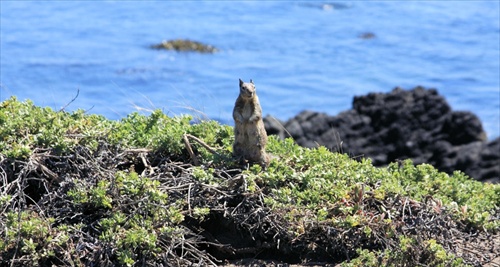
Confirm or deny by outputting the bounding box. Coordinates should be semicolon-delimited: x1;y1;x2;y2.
0;96;233;160
1;97;498;266
260;139;499;230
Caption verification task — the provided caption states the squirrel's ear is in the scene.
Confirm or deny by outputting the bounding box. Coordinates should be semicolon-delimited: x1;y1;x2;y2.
239;79;244;86
250;79;254;84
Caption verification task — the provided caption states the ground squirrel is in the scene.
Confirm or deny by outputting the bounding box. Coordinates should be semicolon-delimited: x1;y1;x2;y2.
233;79;270;167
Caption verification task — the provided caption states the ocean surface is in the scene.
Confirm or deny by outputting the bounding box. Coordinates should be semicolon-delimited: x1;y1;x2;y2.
1;1;499;139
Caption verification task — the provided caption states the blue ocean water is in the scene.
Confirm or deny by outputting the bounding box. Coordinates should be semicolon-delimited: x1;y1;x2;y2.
1;1;499;139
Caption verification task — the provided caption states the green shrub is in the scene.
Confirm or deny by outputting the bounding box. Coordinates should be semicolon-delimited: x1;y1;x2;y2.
1;97;498;266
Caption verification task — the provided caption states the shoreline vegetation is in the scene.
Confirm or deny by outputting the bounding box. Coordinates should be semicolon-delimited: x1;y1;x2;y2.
0;96;499;266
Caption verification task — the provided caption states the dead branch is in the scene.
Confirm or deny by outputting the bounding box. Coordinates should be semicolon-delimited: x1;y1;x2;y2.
58;88;80;112
183;133;222;165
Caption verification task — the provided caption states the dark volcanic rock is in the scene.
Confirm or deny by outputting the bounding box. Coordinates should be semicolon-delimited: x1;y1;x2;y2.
264;87;499;183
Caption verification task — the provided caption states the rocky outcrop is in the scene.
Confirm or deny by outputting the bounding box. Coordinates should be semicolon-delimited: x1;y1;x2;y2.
150;39;218;53
264;87;499;183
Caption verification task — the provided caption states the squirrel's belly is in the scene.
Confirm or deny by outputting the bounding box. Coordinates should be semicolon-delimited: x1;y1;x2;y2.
241;104;253;121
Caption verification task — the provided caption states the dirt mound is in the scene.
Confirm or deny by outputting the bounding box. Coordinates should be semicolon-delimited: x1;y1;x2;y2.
1;142;498;266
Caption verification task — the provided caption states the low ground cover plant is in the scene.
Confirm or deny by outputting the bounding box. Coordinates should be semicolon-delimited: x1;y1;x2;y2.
1;96;498;266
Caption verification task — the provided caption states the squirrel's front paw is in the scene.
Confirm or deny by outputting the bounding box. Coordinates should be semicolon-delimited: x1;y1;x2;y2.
248;115;260;122
234;114;244;123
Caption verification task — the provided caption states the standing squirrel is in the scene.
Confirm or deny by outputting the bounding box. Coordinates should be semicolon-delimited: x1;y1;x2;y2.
233;79;270;167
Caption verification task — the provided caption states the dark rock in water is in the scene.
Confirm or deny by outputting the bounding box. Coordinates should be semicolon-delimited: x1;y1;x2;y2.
263;115;285;139
150;39;218;53
359;32;376;39
455;138;500;184
442;111;487;145
264;87;499;183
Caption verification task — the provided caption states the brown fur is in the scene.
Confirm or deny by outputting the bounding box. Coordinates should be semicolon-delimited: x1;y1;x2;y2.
233;79;269;167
